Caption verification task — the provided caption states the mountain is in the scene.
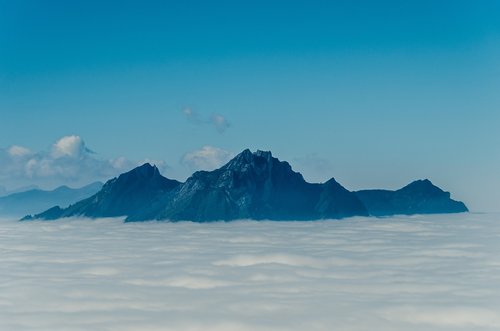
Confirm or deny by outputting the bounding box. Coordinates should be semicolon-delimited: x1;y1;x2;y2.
23;163;181;220
27;150;369;221
0;185;40;197
355;179;468;216
130;149;368;221
0;182;102;217
25;150;468;222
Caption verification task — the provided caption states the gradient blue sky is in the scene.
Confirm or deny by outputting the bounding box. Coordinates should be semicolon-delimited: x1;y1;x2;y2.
1;1;499;211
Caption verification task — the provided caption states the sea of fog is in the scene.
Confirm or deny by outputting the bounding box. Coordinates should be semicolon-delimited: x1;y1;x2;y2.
1;213;499;331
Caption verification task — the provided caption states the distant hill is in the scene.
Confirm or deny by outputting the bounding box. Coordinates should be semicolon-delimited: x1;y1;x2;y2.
0;182;102;217
0;185;40;197
25;150;468;222
355;180;468;216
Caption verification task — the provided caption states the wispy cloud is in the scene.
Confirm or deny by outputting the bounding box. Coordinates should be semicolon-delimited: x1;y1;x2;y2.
181;146;234;171
182;107;202;124
292;153;336;183
211;113;230;133
182;107;230;133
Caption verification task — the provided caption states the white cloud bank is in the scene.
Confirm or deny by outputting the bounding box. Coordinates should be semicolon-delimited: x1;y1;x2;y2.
0;135;165;190
0;213;499;331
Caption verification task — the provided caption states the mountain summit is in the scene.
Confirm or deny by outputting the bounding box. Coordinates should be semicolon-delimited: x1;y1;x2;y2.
24;163;180;220
26;150;468;222
137;149;368;221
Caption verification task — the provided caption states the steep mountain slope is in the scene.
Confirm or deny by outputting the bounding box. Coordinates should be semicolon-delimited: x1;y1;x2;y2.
26;164;180;220
140;150;367;221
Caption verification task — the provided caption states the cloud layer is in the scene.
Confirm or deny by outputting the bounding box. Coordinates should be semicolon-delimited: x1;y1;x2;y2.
0;136;147;190
1;135;233;192
0;213;499;331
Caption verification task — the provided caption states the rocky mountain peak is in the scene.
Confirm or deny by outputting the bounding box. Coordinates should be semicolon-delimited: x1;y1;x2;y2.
122;163;160;179
399;179;446;196
225;149;270;165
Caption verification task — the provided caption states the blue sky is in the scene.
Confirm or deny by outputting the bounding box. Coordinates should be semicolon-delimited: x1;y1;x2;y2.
1;1;499;211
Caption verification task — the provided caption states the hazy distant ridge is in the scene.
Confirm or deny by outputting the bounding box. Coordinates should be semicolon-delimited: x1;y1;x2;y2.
0;182;103;217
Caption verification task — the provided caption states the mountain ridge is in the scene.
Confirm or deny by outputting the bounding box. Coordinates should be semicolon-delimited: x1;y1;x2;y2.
24;150;468;221
0;182;103;217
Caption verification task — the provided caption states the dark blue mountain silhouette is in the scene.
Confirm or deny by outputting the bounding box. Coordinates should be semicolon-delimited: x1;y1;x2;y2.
24;150;467;221
355;179;468;216
23;163;180;220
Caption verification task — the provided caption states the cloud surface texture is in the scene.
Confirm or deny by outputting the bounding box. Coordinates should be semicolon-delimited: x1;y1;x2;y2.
0;213;499;331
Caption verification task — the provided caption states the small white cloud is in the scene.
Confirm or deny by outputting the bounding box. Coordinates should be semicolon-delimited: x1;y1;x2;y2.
293;154;335;183
182;146;234;171
51;135;90;159
109;157;135;171
182;107;194;117
211;113;230;133
7;145;31;157
181;107;202;124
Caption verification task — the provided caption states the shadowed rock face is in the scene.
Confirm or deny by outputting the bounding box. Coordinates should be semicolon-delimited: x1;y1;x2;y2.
316;178;370;219
26;150;468;222
146;149;368;221
355;179;468;216
25;164;180;220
